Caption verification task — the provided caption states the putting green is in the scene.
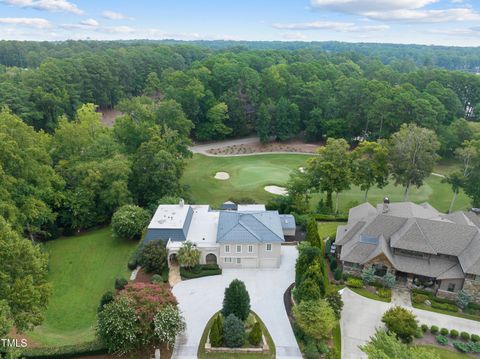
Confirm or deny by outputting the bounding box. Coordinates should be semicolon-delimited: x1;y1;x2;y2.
182;154;470;213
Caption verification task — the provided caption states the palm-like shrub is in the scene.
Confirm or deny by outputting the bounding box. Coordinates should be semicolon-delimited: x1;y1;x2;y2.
177;241;201;269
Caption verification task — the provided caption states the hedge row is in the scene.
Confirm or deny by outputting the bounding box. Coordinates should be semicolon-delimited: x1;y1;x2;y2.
180;265;222;279
18;340;107;359
312;214;348;222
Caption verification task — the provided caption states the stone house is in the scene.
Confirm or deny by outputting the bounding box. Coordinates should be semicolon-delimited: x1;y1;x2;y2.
335;199;480;301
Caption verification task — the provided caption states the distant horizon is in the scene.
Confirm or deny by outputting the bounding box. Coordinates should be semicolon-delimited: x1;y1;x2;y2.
0;0;479;46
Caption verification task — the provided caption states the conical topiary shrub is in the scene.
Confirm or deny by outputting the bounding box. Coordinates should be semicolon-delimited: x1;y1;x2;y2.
248;321;262;346
222;279;250;321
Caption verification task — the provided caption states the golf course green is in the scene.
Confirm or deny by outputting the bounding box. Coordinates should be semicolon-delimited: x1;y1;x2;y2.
182;154;470;213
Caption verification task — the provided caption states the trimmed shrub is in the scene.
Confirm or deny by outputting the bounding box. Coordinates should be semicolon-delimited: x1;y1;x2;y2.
151;274;162;284
346;278;363;288
436;335;449;345
304;341;320;359
453;341;469;353
450;329;459;338
414;328;423;339
461;331;470;341
468;341;480;353
412;294;429;304
382;272;396;289
209;315;223;348
330;259;337;271
430;325;439;334
440;328;449;336
431;301;458;312
222;279;251;321
381;306;418;343
377;288;391;299
114;277;128;290
223;314;245;348
333;268;343;281
421;324;429;333
325;290;344;319
127;259;138;270
18;340;107;359
471;334;480;342
248;322;262;346
98;291;114;313
296;278;322;302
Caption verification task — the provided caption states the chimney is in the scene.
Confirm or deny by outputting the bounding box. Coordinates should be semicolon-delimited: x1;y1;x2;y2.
383;197;390;213
179;198;184;207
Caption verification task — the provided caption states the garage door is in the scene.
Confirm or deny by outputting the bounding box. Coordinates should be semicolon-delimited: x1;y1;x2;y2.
260;258;277;268
242;258;257;268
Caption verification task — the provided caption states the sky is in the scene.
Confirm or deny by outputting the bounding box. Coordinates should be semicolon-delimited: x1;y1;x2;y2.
0;0;479;46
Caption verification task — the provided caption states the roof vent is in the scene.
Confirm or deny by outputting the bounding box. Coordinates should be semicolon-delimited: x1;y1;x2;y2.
179;198;184;207
383;197;390;213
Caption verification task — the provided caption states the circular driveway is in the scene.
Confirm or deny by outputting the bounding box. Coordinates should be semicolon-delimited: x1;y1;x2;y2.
171;246;302;358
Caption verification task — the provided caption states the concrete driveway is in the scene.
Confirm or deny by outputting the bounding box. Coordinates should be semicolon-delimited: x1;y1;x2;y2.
341;288;480;359
171;246;302;359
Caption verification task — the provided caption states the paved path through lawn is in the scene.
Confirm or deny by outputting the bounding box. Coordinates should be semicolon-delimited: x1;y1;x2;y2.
171;246;302;359
341;288;480;359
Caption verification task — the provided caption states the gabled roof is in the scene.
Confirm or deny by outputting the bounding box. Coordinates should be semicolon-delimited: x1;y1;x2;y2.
391;219;437;255
458;232;480;275
216;211;284;243
279;214;296;230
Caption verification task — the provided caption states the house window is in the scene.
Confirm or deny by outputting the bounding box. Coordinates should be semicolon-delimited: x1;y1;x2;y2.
266;243;272;251
475;275;480;282
224;257;232;263
248;245;253;253
225;245;230;253
447;283;456;292
373;264;388;277
236;258;241;264
236;245;242;253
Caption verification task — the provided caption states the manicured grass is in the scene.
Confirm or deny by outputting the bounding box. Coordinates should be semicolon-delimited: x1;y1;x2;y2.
332;322;341;359
413;303;480;322
318;222;344;239
415;345;475;359
197;311;275;359
183;153;310;208
349;287;391;303
183;154;470;213
27;227;137;346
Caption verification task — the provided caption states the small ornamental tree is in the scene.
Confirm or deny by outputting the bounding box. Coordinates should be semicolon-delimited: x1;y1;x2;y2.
382;306;418;343
98;291;115;313
295;278;321;303
383;272;396;289
249;322;263;346
153;304;186;348
209;315;223;347
138;241;167;274
222;279;251;321
97;296;141;354
223;314;245;348
456;289;472;309
362;266;375;285
293;299;336;341
177;241;201;269
111;205;151;240
325;290;344;319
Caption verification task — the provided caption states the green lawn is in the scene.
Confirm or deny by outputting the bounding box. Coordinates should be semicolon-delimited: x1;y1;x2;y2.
27;227;137;346
415;345;475;358
183;154;470;213
318;222;345;239
349;287;392;303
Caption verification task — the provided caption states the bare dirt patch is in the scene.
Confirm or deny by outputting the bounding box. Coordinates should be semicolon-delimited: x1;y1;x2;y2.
264;185;288;196
207;139;320;156
214;171;230;180
98;108;123;127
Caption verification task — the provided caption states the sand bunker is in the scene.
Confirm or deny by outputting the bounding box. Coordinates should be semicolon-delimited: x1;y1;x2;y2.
214;171;230;180
299;167;305;173
264;185;288;196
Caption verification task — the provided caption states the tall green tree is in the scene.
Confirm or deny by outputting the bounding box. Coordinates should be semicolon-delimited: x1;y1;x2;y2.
222;279;251;321
274;97;300;141
196;102;232;141
388;124;440;201
292;299;336;341
0;217;51;333
308;138;351;213
460;140;480;207
351;141;389;201
177;241;201;269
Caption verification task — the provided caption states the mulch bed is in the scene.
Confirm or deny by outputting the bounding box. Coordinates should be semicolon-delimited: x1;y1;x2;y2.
206;139;321;156
133;267;153;283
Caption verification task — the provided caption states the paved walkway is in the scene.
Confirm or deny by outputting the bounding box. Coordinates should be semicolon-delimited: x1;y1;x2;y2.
171;246;302;359
341;288;480;359
169;263;182;287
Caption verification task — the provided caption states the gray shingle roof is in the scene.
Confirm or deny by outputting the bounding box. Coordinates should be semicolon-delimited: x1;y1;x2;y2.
216;211;284;243
279;215;296;230
458;232;480;275
391;219;437;255
335;221;366;246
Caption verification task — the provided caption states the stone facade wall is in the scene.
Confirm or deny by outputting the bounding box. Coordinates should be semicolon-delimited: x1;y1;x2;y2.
464;279;480;302
343;265;362;277
436;289;458;301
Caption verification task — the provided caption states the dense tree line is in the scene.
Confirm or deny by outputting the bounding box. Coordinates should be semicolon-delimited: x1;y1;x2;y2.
1;41;480;158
